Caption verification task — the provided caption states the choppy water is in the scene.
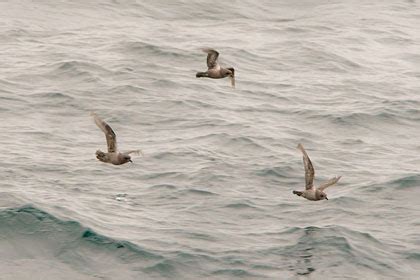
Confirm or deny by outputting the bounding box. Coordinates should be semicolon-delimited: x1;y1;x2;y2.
1;1;420;279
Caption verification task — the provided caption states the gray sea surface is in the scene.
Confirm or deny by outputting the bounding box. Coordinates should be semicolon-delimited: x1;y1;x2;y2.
1;0;420;279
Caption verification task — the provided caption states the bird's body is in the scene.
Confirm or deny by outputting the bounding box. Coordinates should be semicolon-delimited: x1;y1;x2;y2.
92;113;141;165
293;144;341;201
95;150;131;165
293;188;325;201
196;48;235;87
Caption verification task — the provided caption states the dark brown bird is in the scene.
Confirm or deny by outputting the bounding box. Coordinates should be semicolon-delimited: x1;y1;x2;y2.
92;112;142;165
196;48;235;87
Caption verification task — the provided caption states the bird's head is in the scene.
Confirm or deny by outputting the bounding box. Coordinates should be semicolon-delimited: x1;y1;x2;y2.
319;191;328;200
124;155;132;163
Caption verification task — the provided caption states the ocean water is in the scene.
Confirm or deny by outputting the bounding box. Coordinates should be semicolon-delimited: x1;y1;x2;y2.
1;0;419;279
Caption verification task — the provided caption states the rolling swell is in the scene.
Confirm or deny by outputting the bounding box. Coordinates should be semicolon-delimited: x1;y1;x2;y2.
0;205;165;279
44;60;111;83
1;0;419;279
266;226;402;278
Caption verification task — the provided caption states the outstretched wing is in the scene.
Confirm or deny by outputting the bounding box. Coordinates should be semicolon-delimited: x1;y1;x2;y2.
123;150;143;156
318;176;341;191
297;143;315;190
203;48;219;69
92;112;117;153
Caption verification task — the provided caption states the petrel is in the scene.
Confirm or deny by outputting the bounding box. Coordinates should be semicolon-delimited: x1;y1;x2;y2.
196;48;235;87
92;112;141;165
293;144;341;201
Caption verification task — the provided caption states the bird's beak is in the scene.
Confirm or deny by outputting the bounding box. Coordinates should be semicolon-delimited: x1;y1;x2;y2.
325;197;328;200
128;159;133;163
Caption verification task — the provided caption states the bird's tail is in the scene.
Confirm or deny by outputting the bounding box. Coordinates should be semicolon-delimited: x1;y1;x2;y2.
227;68;235;76
196;72;208;78
293;190;303;196
96;150;107;161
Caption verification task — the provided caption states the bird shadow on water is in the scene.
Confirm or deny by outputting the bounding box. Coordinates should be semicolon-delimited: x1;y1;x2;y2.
284;227;318;276
294;247;315;276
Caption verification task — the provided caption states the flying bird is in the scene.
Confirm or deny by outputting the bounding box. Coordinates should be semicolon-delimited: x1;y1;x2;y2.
293;144;341;201
92;112;142;165
196;48;235;87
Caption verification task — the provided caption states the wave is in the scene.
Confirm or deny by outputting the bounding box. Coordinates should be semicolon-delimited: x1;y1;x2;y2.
256;166;296;179
211;268;256;277
122;41;189;59
52;60;111;74
0;205;166;279
142;99;224;115
223;201;259;210
296;45;363;72
180;188;218;196
366;174;420;193
148;183;177;190
41;60;113;83
387;174;420;190
264;225;402;278
30;91;75;104
327;111;407;127
185;133;273;154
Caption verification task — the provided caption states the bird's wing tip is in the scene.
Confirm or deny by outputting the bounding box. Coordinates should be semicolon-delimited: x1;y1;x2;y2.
202;48;216;53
